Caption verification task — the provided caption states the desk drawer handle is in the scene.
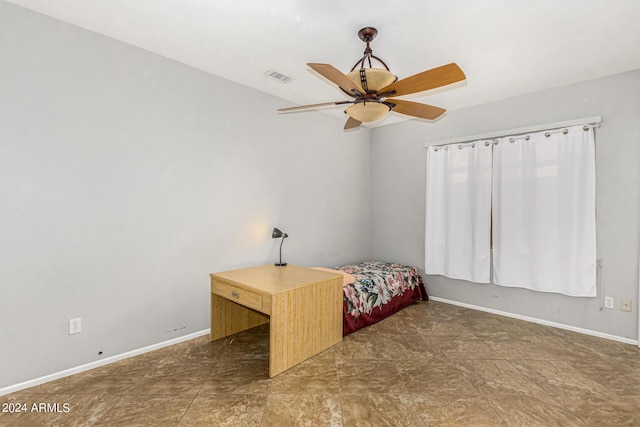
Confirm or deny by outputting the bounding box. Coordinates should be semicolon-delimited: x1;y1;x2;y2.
231;290;239;298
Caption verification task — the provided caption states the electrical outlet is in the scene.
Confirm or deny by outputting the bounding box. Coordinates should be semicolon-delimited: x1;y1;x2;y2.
604;296;614;309
621;299;632;312
69;318;81;334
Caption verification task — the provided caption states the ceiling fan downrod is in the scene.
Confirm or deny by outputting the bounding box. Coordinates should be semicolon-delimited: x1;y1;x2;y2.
350;27;391;72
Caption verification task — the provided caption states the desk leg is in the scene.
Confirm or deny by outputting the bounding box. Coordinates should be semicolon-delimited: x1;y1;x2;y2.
268;277;342;377
210;293;269;341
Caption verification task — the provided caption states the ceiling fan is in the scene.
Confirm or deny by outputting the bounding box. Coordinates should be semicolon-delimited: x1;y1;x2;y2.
278;27;466;130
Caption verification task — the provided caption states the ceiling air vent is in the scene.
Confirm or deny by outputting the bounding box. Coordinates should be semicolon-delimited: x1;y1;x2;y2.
264;69;294;84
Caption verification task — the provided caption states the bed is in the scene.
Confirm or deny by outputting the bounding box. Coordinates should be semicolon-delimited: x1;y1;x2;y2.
329;261;428;336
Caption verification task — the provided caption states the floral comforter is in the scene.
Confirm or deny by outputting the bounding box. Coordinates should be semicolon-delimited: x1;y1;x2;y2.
339;261;426;320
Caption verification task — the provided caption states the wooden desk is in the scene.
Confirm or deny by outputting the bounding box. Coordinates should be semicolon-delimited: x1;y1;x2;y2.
210;265;343;377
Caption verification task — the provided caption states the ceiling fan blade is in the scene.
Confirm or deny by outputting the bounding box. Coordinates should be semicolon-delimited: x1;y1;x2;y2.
380;63;466;98
308;63;365;96
278;100;352;112
344;116;362;130
390;99;446;120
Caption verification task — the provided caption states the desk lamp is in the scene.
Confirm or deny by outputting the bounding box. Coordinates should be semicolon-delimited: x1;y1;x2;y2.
272;227;288;266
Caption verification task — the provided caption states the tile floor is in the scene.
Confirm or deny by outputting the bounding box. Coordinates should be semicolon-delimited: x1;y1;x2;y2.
1;300;639;426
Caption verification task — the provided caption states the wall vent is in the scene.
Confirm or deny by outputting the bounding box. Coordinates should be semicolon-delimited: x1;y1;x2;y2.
264;69;294;84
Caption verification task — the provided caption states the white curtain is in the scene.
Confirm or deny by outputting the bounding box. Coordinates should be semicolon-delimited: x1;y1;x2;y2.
425;141;492;283
492;125;596;296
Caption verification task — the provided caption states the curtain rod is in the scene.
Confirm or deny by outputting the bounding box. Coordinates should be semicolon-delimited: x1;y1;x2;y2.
424;116;602;149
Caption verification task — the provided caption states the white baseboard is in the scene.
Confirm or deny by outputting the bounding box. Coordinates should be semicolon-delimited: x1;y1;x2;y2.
0;329;211;397
429;296;638;346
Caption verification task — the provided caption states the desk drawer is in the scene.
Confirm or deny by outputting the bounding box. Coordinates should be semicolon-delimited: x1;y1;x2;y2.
212;280;264;312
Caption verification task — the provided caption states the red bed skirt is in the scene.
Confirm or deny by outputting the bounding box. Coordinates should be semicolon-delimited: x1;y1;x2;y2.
343;282;428;336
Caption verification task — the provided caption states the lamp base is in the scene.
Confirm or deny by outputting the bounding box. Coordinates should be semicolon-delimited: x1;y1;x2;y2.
274;262;288;267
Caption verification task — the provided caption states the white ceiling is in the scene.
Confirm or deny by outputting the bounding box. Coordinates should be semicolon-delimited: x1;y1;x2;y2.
7;0;640;127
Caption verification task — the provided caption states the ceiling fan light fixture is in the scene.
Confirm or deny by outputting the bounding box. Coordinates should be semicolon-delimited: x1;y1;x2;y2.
347;68;397;92
345;101;390;122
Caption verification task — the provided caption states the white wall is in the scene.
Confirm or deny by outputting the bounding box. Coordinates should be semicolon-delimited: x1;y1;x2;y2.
371;69;640;341
0;2;371;389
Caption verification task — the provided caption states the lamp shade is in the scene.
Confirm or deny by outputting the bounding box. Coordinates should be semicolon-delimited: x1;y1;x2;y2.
272;227;287;239
346;101;391;122
346;68;396;91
